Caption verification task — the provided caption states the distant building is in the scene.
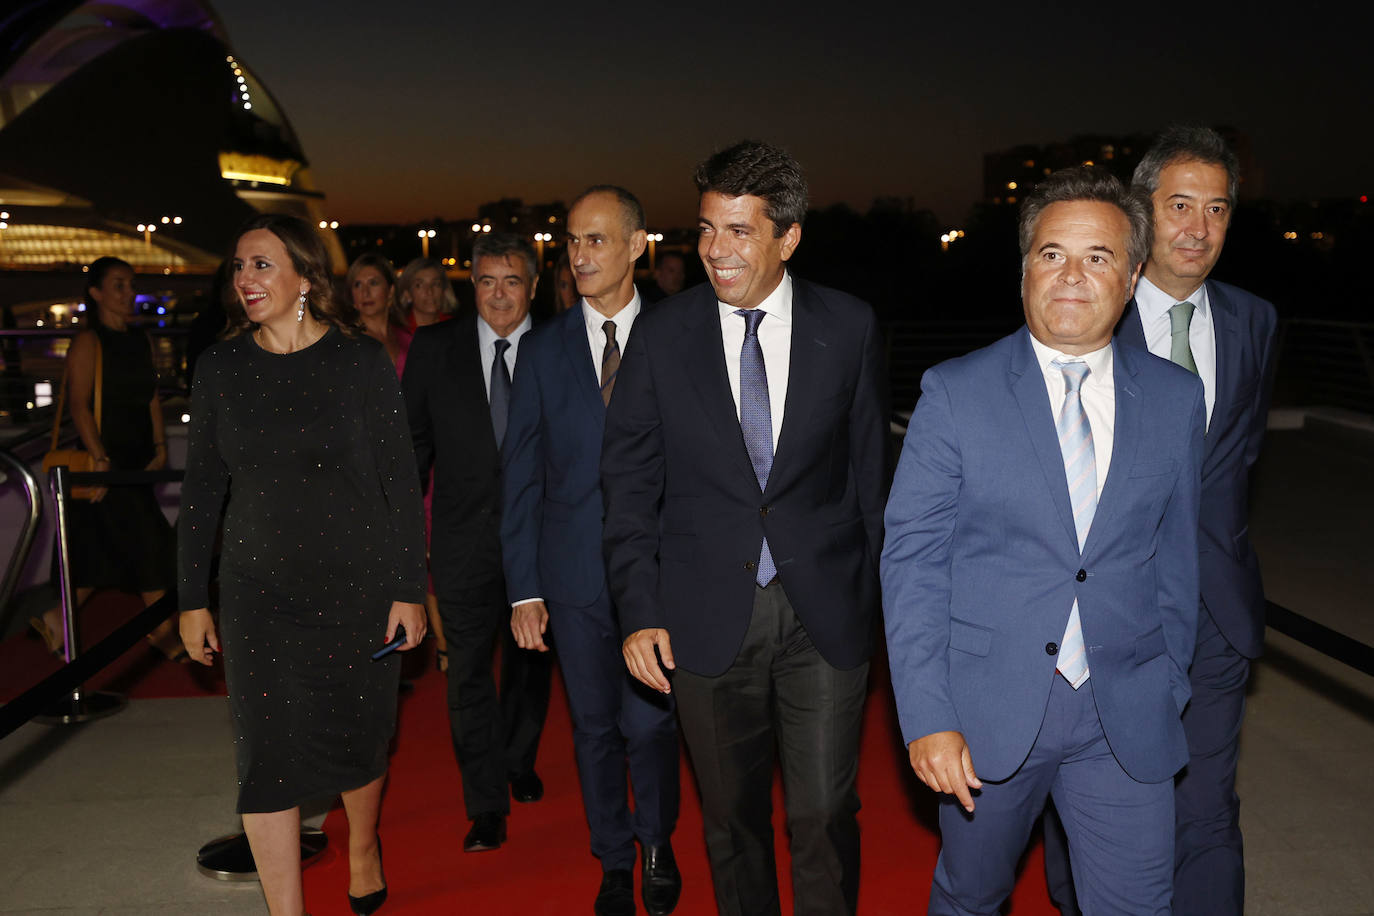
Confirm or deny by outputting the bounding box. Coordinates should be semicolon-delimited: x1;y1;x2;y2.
982;128;1256;206
0;0;343;272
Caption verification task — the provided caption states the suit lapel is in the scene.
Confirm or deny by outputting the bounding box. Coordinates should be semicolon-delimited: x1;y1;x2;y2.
1204;280;1241;457
1081;339;1141;557
564;303;605;422
770;279;828;490
681;286;758;484
1009;329;1079;550
1116;298;1148;351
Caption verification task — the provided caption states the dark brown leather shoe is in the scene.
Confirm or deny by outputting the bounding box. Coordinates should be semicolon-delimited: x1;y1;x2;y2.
642;843;681;915
595;868;635;916
463;812;506;852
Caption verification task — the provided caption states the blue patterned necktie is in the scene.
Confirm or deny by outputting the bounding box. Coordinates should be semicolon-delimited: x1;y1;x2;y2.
1169;301;1199;374
490;338;511;447
737;308;776;587
1053;358;1094;688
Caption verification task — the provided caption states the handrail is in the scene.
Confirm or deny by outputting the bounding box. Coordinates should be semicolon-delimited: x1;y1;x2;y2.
0;445;42;615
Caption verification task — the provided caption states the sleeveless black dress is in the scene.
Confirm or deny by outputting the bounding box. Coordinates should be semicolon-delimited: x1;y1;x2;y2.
66;322;175;591
177;328;426;813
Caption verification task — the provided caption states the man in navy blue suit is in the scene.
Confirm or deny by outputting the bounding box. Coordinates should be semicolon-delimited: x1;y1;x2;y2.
603;141;888;916
1044;127;1278;916
883;167;1205;915
501;186;681;916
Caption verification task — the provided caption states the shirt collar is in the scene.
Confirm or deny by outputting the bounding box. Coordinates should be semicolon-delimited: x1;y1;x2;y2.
716;270;793;325
476;312;532;350
1135;275;1211;327
583;288;642;338
1028;333;1114;383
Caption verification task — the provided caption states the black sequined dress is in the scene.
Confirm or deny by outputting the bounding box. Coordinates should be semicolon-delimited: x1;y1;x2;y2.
177;328;426;813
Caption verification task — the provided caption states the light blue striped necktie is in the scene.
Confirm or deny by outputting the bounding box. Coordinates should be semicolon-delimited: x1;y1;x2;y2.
1053;358;1094;688
737;308;776;587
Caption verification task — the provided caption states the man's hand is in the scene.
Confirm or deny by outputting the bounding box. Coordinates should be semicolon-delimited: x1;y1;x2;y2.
622;628;674;694
179;608;219;666
908;730;982;812
511;600;550;652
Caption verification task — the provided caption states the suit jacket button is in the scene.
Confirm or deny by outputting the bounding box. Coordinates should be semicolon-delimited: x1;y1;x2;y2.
1046;642;1058;656
1075;569;1087;582
744;560;757;570
760;505;770;516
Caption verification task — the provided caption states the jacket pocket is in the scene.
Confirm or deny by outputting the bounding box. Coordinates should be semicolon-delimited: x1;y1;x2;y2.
1129;460;1176;478
1134;625;1166;664
949;618;992;657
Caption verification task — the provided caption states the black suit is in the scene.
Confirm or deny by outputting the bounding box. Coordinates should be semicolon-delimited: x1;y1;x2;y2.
602;277;888;915
403;310;552;819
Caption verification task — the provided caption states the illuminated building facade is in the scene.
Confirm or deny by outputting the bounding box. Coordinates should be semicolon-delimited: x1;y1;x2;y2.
0;0;342;272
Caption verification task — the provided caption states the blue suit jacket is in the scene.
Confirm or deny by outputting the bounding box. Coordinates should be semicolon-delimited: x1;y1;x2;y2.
1116;279;1278;659
882;328;1205;784
602;279;889;676
501;301;623;608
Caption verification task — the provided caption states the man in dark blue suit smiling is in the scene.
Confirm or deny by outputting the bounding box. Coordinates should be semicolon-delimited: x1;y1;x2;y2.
883;167;1205;915
501;186;681;916
603;141;888;916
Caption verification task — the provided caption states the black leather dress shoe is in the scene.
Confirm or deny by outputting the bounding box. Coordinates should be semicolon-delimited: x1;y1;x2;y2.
594;868;635;916
641;843;681;915
463;813;506;852
509;770;544;802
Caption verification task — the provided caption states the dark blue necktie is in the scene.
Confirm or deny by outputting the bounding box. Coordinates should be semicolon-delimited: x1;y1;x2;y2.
737;308;776;586
490;338;511;447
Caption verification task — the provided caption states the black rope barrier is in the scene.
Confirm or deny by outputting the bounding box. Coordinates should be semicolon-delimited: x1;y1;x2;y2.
1265;600;1374;678
0;590;179;739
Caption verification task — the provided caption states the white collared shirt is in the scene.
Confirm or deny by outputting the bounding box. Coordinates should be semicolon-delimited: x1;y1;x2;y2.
1134;275;1217;429
717;272;793;452
1027;335;1114;502
583;290;642;374
476;313;533;399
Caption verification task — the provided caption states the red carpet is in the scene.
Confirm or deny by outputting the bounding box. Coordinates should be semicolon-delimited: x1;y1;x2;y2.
3;593;1057;914
302;656;1058;916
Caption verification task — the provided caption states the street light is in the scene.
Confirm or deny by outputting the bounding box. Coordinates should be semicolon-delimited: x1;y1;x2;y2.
534;232;552;266
136;222;158;253
418;228;436;258
646;232;664;269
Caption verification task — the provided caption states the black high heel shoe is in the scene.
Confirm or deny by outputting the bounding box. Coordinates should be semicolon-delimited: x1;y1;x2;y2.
348;838;387;916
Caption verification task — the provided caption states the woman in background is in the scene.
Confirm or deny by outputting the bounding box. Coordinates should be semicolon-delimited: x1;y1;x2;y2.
348;252;409;374
179;215;426;916
553;250;577;313
30;257;178;659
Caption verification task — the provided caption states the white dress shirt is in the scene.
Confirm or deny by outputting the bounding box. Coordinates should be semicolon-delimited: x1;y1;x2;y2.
584;290;642;371
1134;275;1217;429
476;313;533;399
1027;335;1114;503
717;272;793;452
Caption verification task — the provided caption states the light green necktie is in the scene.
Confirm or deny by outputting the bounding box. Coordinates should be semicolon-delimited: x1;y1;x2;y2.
1168;301;1198;374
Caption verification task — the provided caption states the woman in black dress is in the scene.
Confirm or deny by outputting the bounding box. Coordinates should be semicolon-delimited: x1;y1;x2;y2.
30;257;178;656
178;215;426;916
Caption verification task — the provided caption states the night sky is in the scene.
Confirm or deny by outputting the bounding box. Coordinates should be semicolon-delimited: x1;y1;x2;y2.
212;0;1371;229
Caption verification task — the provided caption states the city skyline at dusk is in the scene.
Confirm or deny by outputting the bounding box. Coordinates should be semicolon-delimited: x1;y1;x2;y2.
214;1;1370;228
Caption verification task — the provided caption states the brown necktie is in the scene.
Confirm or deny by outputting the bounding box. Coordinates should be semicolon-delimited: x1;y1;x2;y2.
600;320;620;406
